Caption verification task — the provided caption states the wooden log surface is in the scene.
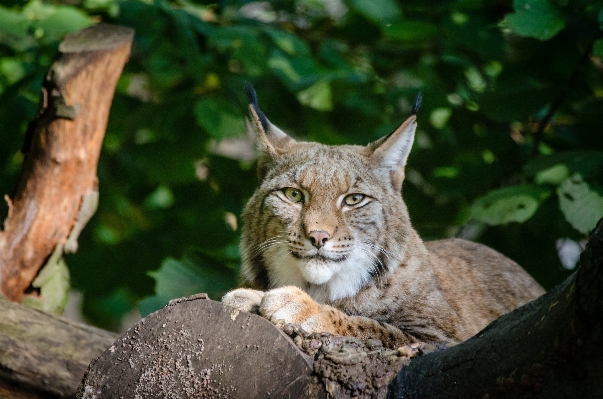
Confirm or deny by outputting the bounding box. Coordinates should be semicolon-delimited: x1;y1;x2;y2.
0;24;134;301
78;294;328;399
0;296;118;399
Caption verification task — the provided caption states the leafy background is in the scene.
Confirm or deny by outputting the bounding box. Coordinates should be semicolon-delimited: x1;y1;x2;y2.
1;0;602;330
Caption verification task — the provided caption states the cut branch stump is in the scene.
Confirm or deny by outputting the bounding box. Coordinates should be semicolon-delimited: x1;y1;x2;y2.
0;24;134;301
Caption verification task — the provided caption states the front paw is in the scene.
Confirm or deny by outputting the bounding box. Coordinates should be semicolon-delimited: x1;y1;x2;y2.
260;286;335;334
222;288;264;314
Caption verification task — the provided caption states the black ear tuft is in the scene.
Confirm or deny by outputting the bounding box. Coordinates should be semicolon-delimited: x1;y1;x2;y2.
411;91;423;115
245;83;270;132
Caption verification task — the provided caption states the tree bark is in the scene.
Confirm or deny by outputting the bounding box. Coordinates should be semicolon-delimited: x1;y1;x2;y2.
77;219;603;398
387;218;603;398
0;24;134;302
0;296;118;399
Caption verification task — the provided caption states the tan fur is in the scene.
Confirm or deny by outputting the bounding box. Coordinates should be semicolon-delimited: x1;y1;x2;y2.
222;97;545;348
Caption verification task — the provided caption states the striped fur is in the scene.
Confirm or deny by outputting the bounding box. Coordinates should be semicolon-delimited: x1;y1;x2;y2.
223;90;544;348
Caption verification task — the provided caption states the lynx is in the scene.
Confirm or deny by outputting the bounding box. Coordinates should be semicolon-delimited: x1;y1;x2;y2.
222;85;544;348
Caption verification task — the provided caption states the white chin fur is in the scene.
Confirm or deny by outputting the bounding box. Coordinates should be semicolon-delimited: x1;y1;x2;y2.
298;259;337;285
266;246;375;303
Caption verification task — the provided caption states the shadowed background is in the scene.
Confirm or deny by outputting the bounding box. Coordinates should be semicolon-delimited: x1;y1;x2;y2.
1;0;602;330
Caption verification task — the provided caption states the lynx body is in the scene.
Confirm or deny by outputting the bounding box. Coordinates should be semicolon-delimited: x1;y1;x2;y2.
222;87;544;347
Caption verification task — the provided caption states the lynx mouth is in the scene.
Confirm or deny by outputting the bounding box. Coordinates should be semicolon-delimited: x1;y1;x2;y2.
291;252;348;263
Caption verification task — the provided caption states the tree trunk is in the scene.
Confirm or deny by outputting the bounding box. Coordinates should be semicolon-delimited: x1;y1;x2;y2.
77;219;603;398
387;219;603;398
0;24;133;302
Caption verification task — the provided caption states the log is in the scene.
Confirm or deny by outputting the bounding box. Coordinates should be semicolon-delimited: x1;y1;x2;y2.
78;294;328;399
78;219;603;398
0;24;134;302
0;296;118;398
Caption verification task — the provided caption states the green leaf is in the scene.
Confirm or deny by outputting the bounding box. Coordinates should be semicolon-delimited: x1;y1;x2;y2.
0;58;28;84
0;6;36;51
383;20;438;42
268;53;301;83
297;80;333;111
21;246;70;315
22;1;92;44
525;151;603;181
557;174;603;234
534;164;569;185
194;97;245;139
348;0;402;25
264;27;311;56
139;250;237;316
502;0;565;41
593;38;603;61
143;185;175;210
429;107;452;129
471;185;551;225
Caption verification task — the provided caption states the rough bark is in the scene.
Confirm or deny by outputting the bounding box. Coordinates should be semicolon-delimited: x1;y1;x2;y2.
387;218;603;398
0;296;118;398
0;24;134;302
78;220;603;399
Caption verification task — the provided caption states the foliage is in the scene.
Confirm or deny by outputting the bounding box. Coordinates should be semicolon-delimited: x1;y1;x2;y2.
1;0;602;328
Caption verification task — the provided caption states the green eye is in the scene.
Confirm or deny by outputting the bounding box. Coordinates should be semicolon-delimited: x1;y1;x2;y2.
344;193;365;206
283;187;303;203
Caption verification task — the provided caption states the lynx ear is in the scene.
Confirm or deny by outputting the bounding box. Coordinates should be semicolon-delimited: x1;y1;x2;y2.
367;92;421;191
368;115;417;192
245;84;295;159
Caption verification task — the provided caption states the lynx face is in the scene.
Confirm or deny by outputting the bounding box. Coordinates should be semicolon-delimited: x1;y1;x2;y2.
240;87;417;303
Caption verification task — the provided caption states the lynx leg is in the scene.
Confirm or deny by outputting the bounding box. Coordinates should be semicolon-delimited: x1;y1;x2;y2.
260;286;418;348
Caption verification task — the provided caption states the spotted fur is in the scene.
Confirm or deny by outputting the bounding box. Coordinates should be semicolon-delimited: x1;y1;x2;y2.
222;87;545;348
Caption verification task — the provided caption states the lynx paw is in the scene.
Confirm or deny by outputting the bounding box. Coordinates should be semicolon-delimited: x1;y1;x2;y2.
222;288;264;314
260;286;336;334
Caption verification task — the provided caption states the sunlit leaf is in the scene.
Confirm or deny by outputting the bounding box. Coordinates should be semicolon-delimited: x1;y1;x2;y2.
534;164;569;185
471;185;551;225
21;247;70;315
429;107;452;129
558;174;603;234
297;80;333;111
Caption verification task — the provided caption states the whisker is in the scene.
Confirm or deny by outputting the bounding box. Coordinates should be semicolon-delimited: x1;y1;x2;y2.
247;235;289;258
361;240;393;262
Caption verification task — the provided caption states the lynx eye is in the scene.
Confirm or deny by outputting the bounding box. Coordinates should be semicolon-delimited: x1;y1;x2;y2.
283;187;303;203
344;193;365;206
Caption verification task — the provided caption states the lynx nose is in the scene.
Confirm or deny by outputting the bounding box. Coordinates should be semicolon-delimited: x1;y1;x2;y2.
308;230;330;249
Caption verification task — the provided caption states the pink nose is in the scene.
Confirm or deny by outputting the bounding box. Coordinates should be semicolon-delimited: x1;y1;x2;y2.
308;230;330;249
